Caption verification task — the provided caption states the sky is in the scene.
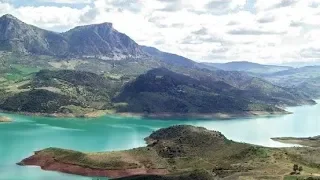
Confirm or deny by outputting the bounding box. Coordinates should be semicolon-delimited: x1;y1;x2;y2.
0;0;320;64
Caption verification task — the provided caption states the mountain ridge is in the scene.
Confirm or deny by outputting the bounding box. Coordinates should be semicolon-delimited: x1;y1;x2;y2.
204;61;293;74
0;14;147;60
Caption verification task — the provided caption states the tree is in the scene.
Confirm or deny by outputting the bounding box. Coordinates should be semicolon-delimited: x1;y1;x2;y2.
299;166;303;173
293;164;299;173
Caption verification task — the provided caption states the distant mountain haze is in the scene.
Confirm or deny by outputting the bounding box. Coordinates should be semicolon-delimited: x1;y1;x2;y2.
203;61;293;74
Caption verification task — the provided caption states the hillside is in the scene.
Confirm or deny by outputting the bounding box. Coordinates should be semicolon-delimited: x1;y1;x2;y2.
114;68;314;115
264;66;320;98
0;67;315;117
115;170;216;180
0;14;316;117
141;46;197;68
204;61;292;74
0;69;123;116
18;125;320;179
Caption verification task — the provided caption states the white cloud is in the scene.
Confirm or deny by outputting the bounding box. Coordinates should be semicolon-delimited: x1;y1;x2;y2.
36;0;92;4
0;0;320;64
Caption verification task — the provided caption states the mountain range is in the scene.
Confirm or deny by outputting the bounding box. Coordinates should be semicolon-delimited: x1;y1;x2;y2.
0;14;317;117
0;14;147;59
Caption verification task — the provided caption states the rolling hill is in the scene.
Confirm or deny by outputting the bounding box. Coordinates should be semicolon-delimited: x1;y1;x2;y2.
264;66;320;98
114;68;314;116
204;61;293;74
0;70;123;116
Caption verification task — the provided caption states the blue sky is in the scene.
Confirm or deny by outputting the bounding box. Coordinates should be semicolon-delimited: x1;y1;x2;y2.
0;0;319;64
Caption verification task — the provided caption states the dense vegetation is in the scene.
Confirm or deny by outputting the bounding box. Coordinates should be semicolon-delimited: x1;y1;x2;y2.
0;70;123;115
115;68;284;114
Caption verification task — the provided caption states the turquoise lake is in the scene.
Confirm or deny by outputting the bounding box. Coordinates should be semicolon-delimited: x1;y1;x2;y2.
1;102;320;180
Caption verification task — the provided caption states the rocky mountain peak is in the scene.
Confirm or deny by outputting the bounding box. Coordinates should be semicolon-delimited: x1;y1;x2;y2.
0;14;25;29
0;14;20;21
70;22;114;32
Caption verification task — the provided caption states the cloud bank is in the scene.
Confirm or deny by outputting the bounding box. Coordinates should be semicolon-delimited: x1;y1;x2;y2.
1;0;320;64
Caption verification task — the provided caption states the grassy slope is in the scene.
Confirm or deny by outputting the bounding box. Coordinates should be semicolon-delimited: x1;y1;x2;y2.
18;125;320;180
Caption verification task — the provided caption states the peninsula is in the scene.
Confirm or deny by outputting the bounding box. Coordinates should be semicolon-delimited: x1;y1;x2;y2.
18;125;320;180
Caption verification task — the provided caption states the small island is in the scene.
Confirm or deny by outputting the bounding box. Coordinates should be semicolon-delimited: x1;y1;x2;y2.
0;116;12;123
272;136;320;148
18;125;320;180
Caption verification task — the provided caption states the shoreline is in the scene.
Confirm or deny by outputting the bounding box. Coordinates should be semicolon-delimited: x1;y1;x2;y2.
16;125;320;179
0;109;292;120
117;110;292;120
17;151;168;178
272;136;320;148
0;116;12;122
0;110;109;119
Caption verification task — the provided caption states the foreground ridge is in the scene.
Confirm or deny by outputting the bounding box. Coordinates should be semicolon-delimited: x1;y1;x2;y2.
18;125;320;179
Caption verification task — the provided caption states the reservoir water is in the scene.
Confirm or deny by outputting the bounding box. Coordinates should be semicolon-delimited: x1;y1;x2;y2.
1;102;320;180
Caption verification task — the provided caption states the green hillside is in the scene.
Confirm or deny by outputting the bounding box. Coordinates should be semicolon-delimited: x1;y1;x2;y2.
115;68;284;115
0;70;124;116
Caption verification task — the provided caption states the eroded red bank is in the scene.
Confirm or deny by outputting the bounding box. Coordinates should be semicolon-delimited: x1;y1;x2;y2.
17;152;168;178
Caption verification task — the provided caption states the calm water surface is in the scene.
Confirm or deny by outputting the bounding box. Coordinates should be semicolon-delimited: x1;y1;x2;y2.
1;102;320;180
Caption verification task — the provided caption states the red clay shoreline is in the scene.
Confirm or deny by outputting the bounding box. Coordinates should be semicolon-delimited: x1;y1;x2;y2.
17;151;168;178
